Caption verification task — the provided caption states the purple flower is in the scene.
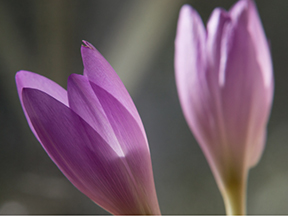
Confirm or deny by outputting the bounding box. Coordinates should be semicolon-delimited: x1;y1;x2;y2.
16;41;161;215
175;0;273;214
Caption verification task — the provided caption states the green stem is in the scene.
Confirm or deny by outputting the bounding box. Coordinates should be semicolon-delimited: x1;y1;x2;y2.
222;173;247;216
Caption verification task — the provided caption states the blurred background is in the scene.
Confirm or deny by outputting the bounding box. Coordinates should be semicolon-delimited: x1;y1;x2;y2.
0;0;287;214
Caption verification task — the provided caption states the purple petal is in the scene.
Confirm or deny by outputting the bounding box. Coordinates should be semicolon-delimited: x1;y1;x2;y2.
22;88;158;215
81;41;147;142
15;70;68;140
67;74;123;156
219;0;272;167
90;81;150;158
90;82;160;214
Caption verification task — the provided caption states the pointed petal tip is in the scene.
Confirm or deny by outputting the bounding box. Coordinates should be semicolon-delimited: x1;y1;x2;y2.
207;7;230;35
178;4;198;20
210;7;230;20
229;0;250;19
67;73;82;83
242;0;258;12
180;4;193;12
67;73;86;93
176;3;204;41
81;40;96;50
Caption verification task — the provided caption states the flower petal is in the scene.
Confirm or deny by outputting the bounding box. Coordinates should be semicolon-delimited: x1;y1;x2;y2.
219;1;272;168
247;0;273;89
203;8;232;162
248;129;266;167
175;5;207;143
174;5;226;166
22;88;156;215
206;8;230;75
90;81;150;159
89;82;160;213
15;70;68;140
81;41;146;142
67;73;123;156
246;0;273;166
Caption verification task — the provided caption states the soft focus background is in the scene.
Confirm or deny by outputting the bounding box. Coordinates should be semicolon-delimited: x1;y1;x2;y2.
0;0;287;214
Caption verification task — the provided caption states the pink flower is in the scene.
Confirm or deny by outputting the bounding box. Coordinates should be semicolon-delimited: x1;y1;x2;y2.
16;41;161;215
175;0;273;214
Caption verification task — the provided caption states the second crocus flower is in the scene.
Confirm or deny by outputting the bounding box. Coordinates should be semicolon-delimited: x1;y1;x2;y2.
175;0;273;215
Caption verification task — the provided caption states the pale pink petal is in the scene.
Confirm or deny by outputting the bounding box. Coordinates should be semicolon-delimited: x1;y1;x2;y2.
175;5;208;147
219;0;273;168
247;0;273;89
206;8;230;74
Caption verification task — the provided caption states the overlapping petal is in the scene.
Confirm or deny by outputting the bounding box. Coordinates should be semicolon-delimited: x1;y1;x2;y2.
67;74;122;156
175;4;208;147
90;83;159;213
219;1;271;170
81;41;147;143
15;71;68;141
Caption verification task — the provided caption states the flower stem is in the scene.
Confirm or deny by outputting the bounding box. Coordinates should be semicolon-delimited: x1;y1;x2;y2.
222;173;247;216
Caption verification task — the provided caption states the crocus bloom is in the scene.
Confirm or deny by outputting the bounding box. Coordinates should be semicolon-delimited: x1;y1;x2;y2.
175;0;273;214
16;41;161;215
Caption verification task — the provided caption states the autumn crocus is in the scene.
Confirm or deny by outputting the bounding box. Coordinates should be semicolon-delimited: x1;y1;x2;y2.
16;41;161;215
175;0;273;215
